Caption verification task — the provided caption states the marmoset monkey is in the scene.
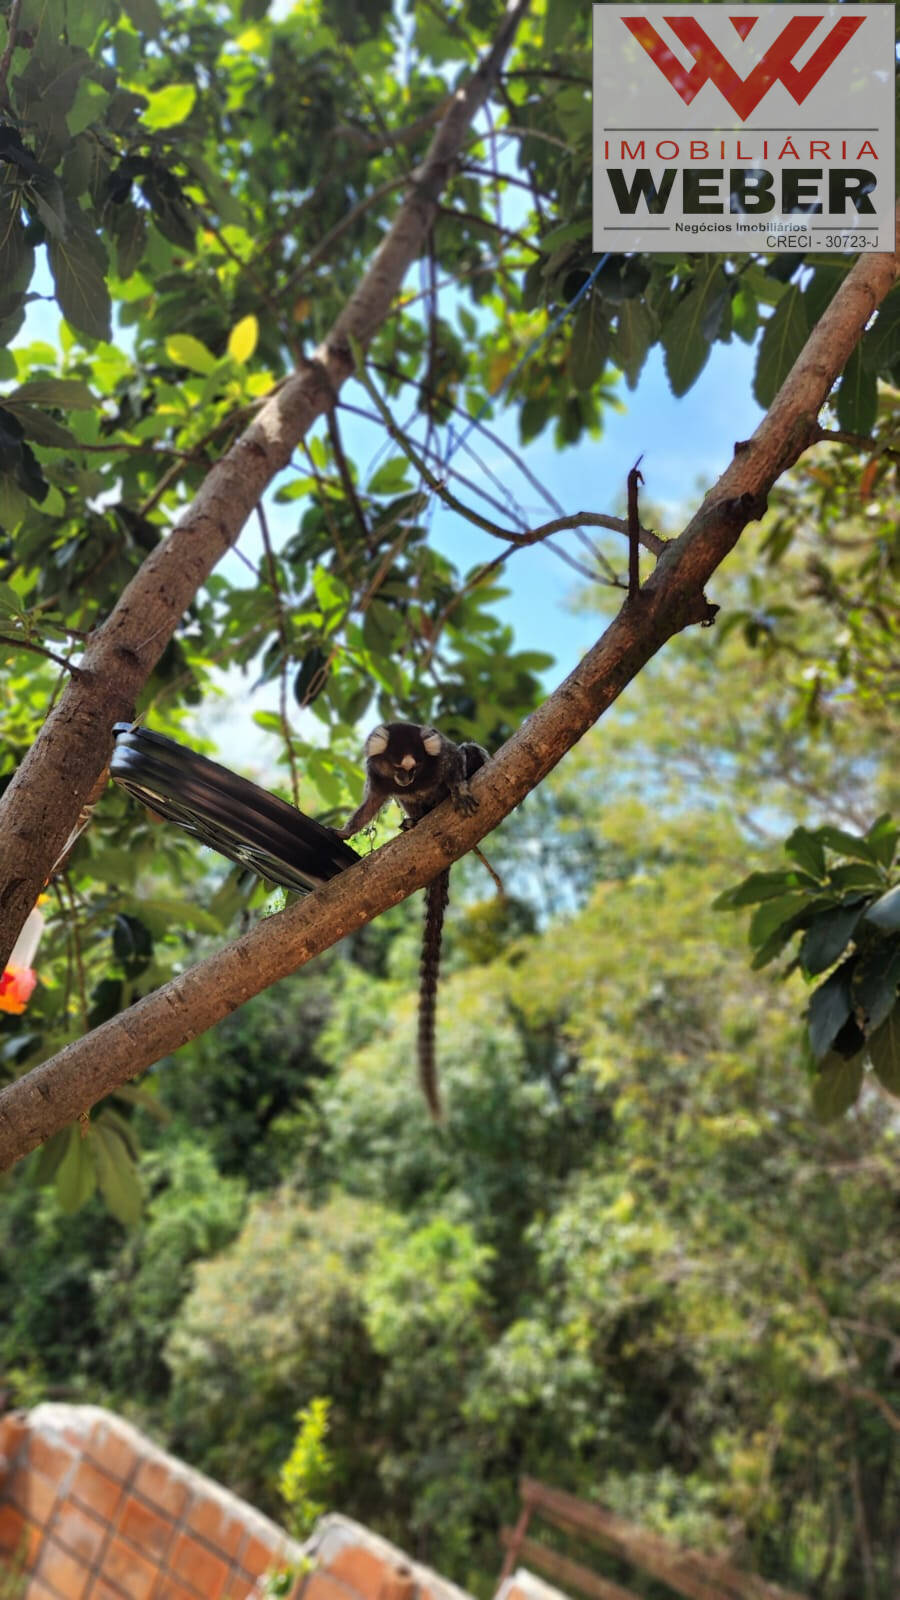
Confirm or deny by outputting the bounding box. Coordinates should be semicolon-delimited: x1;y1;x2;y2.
337;722;489;1118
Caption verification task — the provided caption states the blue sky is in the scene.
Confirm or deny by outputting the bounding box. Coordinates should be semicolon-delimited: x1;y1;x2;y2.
198;327;766;769
16;211;768;777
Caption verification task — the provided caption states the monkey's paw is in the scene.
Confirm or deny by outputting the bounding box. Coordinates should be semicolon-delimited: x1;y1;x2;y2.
453;789;479;816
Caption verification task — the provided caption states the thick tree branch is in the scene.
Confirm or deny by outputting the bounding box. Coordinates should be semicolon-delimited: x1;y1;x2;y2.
0;211;896;1171
0;0;532;969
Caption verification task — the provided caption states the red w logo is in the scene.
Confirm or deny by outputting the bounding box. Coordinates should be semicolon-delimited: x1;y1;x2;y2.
623;13;866;121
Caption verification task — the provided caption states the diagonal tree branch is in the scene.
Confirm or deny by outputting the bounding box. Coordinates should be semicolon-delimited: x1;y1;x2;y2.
0;0;532;970
0;211;896;1172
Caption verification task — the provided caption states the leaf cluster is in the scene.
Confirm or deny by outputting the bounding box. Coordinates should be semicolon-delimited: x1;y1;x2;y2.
716;817;900;1119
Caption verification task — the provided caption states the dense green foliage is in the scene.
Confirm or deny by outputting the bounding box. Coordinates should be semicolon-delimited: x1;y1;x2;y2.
3;538;899;1595
0;1;898;1597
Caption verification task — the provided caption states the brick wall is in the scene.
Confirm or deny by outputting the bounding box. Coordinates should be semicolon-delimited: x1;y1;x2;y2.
0;1405;512;1600
0;1403;306;1598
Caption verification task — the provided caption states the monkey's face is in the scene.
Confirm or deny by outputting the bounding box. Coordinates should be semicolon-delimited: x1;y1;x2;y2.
364;722;443;794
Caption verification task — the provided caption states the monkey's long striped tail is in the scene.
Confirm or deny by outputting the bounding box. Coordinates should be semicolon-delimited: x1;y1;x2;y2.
418;869;450;1120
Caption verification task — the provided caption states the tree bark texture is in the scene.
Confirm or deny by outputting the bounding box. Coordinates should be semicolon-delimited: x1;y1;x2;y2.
0;0;532;968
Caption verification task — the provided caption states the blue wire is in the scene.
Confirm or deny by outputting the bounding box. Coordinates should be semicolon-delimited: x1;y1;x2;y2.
444;250;611;469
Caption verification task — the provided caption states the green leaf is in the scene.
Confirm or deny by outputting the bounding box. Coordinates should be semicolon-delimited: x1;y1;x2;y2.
543;0;581;52
30;1127;70;1187
111;202;147;279
808;963;853;1060
91;1120;143;1224
165;334;218;375
27;176;67;240
8;378;95;408
368;458;411;495
853;941;900;1035
612;299;654;390
864;886;900;933
865;814;899;869
860;288;900;374
56;1126;97;1213
753;287;809;408
799;900;867;977
868;1005;900;1095
784;825;826;879
836;342;877;436
5;406;78;447
827;862;883;894
66;76;111;137
814;825;878;864
570;295;609;391
142;83;197;131
748;892;809;949
121;0;164;35
311;565;350;618
48;223;112;341
730;284;758;344
713;869;808;910
660;265;726;397
811;1052;864;1122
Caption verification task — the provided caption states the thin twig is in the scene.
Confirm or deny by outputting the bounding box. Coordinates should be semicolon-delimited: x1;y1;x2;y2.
257;502;301;805
354;354;666;554
0;633;83;677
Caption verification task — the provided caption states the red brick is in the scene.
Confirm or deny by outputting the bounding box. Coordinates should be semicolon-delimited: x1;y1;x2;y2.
91;1583;132;1600
83;1419;139;1483
35;1536;90;1600
153;1582;207;1600
328;1544;393;1600
237;1530;282;1578
101;1534;158;1600
25;1579;63;1600
186;1492;246;1560
8;1465;59;1526
0;1502;27;1556
133;1457;190;1521
117;1492;172;1562
220;1577;255;1600
27;1432;78;1486
53;1499;107;1564
169;1529;230;1598
304;1573;359;1600
377;1571;415;1600
71;1458;124;1522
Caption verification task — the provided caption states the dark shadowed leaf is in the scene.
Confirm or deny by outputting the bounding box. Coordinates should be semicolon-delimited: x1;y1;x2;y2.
799;899;867;976
612;299;654;390
836;343;877;436
864;885;900;932
811;1051;864;1122
753;287;808;408
570;294;610;391
868;1005;900;1095
660;264;726;397
854;942;900;1035
784;825;826;879
48;222;111;339
808;962;853;1060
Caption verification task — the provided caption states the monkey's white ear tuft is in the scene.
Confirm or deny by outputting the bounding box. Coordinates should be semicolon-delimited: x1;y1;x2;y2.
422;728;442;756
365;725;389;756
